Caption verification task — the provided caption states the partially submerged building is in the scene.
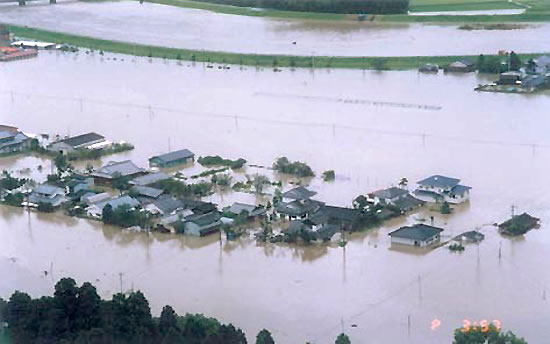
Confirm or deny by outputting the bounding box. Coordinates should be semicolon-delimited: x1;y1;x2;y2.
48;132;107;154
91;160;145;184
498;213;540;236
183;212;222;236
414;175;471;204
149;149;195;168
130;172;171;187
0;128;31;154
28;184;68;208
86;195;140;218
444;59;476;73
388;224;444;247
277;186;324;219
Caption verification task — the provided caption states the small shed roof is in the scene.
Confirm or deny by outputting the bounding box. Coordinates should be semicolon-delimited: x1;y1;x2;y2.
371;187;408;200
389;224;443;241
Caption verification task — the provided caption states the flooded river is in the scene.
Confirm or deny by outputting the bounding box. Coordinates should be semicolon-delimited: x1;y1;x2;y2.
1;0;550;56
1;52;550;343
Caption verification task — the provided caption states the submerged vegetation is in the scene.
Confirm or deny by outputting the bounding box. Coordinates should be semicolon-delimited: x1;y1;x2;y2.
198;155;247;169
272;157;314;177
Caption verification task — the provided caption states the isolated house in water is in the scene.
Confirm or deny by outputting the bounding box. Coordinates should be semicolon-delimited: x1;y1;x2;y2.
414;175;471;204
277;186;324;220
48;133;107;154
149;149;195;168
388;224;444;247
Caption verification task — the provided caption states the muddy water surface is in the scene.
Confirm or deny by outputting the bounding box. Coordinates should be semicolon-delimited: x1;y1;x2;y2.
1;52;550;343
0;0;549;56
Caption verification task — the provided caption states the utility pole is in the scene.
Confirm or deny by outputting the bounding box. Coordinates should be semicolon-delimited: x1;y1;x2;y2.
119;272;123;293
511;205;516;218
498;241;502;261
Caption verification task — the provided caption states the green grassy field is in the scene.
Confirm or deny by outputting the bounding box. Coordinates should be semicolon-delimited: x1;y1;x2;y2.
146;0;550;22
4;24;547;71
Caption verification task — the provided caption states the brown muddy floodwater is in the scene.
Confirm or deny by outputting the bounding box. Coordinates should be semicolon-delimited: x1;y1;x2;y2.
1;52;550;343
1;0;550;56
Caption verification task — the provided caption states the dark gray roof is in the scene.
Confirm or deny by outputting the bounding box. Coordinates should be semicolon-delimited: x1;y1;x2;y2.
453;231;485;243
185;211;220;227
33;184;64;196
316;224;339;240
60;132;105;148
150;149;194;164
130;172;170;186
0;132;29;151
417;175;460;188
388;224;443;241
371;187;408;200
0;131;15;140
282;186;317;200
131;185;163;199
152;195;185;214
315;205;361;223
393;194;425;211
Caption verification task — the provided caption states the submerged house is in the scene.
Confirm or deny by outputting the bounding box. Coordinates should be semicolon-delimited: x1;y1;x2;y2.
388;224;444;247
277;186;324;219
86;195;140;218
309;205;362;231
183;212;222;236
223;202;266;219
149;149;195;168
526;55;550;74
48;132;107;154
0;129;31;154
444;59;476;73
497;71;522;86
144;194;185;216
28;184;68;207
368;187;409;205
414;175;471;204
498;213;540;236
129;172;171;187
130;185;164;203
91;160;145;185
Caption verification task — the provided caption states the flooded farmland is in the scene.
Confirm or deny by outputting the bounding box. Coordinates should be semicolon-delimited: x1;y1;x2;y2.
1;52;550;343
1;0;550;56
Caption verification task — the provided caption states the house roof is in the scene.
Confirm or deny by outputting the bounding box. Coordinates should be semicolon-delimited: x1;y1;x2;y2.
315;224;339;240
0;132;29;150
388;224;443;241
0;131;15;140
453;231;485;243
185;211;221;227
534;55;550;66
94;195;140;211
393;194;425;211
59;132;105;148
152;195;185;214
33;184;64;196
276;199;323;216
417;175;460;188
94;160;144;178
282;186;317;200
130;172;171;186
371;187;408;200
450;184;471;195
131;185;163;199
150;149;194;164
82;192;111;204
315;205;361;223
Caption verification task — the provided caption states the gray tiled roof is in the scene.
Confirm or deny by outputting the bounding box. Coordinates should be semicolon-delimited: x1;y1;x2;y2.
130;172;170;186
388;224;443;241
371;187;408;200
150;149;194;164
33;184;64;196
95;160;144;178
282;186;317;200
417;175;460;188
0;132;29;150
152;195;185;214
450;184;471;195
131;185;164;199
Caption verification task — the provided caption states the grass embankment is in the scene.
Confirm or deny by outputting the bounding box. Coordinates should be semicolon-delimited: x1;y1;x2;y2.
5;25;548;70
146;0;550;22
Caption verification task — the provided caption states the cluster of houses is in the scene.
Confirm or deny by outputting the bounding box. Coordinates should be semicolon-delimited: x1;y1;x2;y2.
0;125;475;247
491;55;550;91
0;25;39;62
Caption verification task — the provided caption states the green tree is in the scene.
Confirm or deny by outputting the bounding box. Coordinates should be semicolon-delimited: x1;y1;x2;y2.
352;195;369;211
75;282;102;331
322;170;335;181
509;51;521;71
102;204;114;224
256;329;275;344
440;201;451;214
53;277;80;335
252;174;270;194
335;333;351;344
54;153;70;173
159;305;179;335
6;291;35;343
111;172;130;195
370;58;388;71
